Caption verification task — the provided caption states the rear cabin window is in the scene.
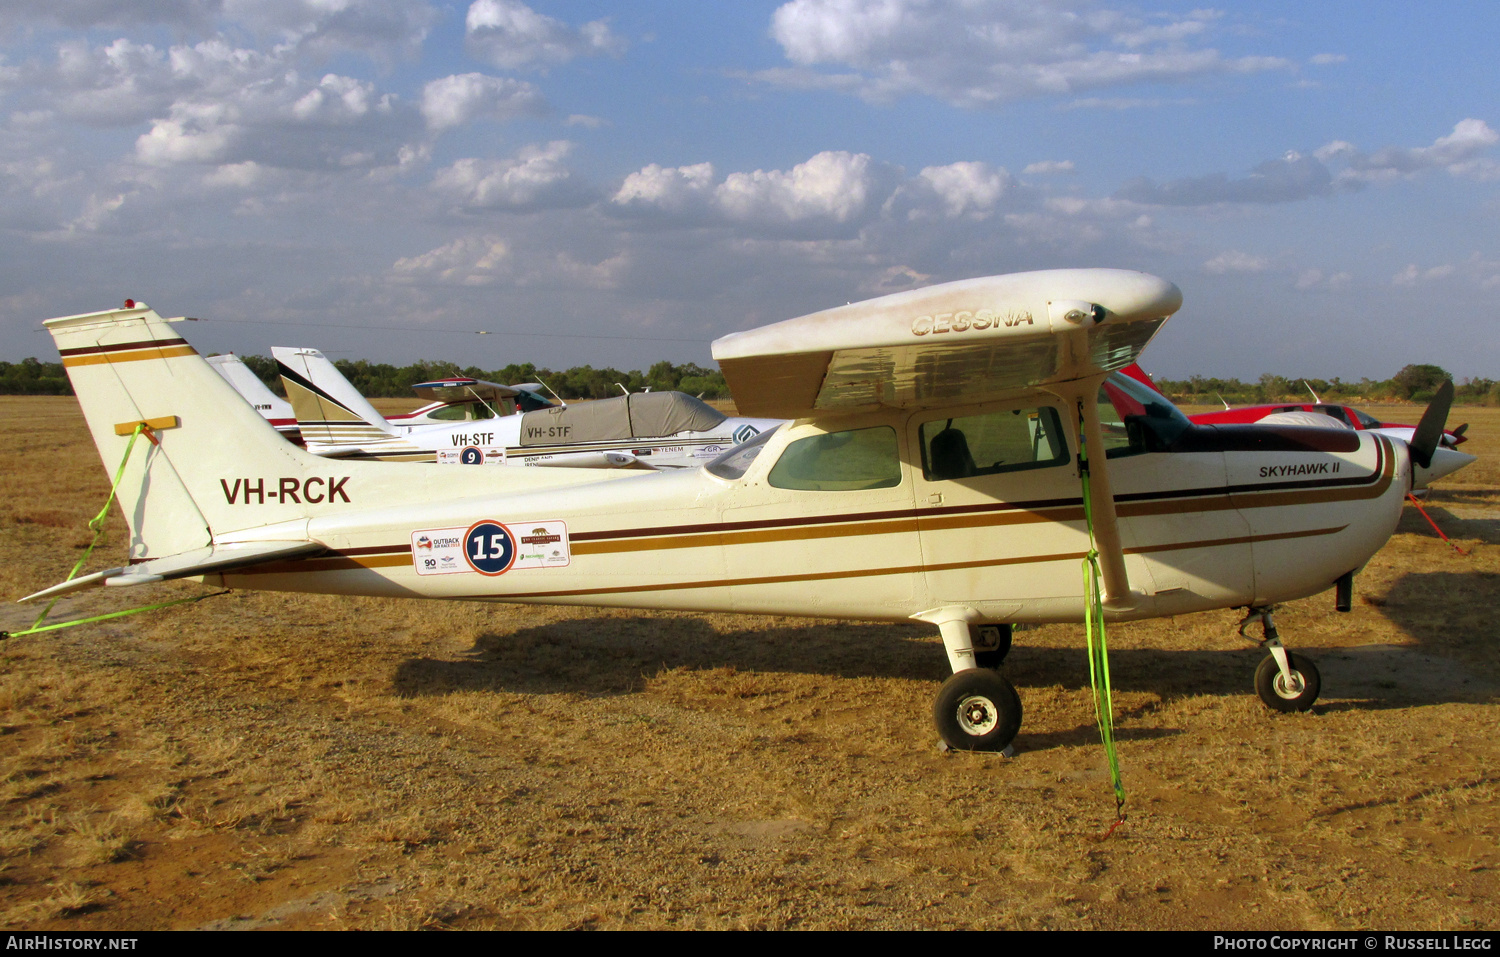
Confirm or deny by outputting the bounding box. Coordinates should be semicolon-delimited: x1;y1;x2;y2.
919;407;1069;481
768;426;902;491
426;401;502;421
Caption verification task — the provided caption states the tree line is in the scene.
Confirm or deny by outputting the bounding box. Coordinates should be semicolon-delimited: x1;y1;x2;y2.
4;355;1497;405
1151;364;1500;406
0;355;733;401
234;356;733;401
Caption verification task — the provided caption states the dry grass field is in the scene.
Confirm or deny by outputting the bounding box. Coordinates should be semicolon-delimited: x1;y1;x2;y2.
0;396;1496;930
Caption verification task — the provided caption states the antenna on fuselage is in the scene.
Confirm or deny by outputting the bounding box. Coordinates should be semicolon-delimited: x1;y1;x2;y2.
538;377;567;408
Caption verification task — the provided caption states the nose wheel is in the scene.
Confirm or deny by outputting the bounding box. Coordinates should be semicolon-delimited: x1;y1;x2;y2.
1239;608;1321;713
1254;652;1321;712
933;669;1022;752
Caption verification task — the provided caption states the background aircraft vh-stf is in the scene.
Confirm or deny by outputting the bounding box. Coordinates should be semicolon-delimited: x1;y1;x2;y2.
272;346;782;471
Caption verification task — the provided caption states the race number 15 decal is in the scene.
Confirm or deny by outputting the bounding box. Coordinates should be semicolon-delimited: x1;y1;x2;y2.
464;520;516;576
412;520;570;576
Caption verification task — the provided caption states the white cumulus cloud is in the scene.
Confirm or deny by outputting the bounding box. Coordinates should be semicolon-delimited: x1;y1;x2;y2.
613;162;717;213
717;150;881;224
1337;119;1500;185
760;0;1290;107
1023;160;1075;175
1203;251;1271;274
420;73;545;130
393;235;512;286
465;0;624;70
432;141;590;209
912;161;1012;217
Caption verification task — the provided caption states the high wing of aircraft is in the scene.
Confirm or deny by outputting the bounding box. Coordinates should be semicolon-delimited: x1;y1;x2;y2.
273;346;782;470
206;353;301;445
26;268;1449;753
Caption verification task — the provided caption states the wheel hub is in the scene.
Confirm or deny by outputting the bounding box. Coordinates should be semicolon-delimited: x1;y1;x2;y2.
957;694;998;735
1273;671;1306;698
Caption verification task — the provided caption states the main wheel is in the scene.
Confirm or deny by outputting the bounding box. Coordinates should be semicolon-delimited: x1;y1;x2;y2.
973;623;1013;669
933;669;1022;752
1254;653;1321;713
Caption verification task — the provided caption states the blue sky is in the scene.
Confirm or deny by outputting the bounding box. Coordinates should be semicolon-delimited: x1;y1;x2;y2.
2;1;1497;383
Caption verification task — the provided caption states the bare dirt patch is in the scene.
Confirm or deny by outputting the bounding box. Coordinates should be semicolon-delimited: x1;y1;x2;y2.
0;396;1496;930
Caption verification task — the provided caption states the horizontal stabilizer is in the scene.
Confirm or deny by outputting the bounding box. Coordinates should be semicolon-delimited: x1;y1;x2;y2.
20;540;326;603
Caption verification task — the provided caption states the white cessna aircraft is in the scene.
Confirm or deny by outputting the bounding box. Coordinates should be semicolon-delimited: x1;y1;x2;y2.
272;346;781;470
26;269;1443;752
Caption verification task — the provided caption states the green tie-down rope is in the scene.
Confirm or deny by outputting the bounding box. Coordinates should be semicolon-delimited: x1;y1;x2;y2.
1077;405;1126;831
3;424;226;641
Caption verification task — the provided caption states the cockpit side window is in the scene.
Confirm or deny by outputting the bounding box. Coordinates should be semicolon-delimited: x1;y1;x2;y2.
767;426;901;491
428;401;502;421
1316;405;1355;427
919;407;1069;481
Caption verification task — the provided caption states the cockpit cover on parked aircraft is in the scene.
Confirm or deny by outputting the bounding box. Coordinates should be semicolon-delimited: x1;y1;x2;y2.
517;392;727;447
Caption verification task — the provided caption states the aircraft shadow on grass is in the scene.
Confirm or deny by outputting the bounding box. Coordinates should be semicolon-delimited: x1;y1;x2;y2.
391;596;1498;727
1362;569;1500;691
1397;496;1500;546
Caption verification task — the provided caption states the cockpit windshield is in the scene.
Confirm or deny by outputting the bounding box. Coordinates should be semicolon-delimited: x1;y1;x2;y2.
1097;372;1193;457
705;426;781;480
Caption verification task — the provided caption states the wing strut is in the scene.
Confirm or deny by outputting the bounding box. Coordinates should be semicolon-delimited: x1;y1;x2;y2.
1074;384;1134;609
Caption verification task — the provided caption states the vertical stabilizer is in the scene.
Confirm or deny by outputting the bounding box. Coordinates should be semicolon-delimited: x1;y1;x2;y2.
207;353;301;443
48;305;330;557
273;347;395;446
208;353;293;421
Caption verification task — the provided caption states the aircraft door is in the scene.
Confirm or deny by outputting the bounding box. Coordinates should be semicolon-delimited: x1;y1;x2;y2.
910;401;1105;620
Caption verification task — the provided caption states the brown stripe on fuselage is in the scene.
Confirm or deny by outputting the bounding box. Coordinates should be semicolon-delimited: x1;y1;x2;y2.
573;443;1391;556
57;337;190;357
487;525;1350;601
61;343;197;367
232;551;411;575
267;438;1393;575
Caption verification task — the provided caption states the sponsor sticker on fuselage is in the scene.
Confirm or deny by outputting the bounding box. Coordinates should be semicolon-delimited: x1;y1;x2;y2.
411;520;570;576
435;447;505;465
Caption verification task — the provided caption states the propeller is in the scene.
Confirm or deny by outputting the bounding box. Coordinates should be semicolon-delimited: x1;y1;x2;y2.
1407;379;1454;470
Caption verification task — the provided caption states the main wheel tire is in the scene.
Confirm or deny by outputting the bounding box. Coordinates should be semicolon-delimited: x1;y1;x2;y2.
933;669;1022;752
1254;653;1321;713
973;623;1014;669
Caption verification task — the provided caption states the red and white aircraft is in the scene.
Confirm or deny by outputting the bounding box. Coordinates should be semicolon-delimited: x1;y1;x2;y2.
1121;365;1476;489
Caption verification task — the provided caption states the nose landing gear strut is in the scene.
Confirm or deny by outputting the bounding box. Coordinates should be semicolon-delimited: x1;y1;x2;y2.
1238;607;1321;712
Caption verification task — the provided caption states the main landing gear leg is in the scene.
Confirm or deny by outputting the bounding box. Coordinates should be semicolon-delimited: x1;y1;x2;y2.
927;613;1022;753
1238;607;1321;713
